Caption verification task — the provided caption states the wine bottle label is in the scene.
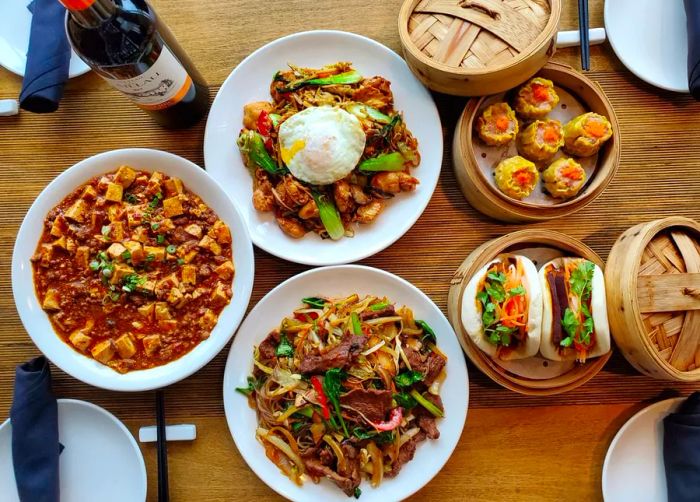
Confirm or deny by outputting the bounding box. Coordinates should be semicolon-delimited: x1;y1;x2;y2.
103;45;192;111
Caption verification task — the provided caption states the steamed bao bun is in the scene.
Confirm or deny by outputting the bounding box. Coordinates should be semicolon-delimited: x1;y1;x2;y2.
538;258;611;361
461;255;543;360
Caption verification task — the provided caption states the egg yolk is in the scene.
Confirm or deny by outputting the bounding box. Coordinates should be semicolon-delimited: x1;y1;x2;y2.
281;140;306;165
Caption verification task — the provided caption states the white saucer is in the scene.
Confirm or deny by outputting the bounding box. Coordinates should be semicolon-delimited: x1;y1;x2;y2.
605;0;689;93
602;397;684;502
0;0;90;78
0;399;146;502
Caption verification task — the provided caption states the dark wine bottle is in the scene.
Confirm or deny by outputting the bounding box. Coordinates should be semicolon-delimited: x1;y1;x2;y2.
61;0;209;129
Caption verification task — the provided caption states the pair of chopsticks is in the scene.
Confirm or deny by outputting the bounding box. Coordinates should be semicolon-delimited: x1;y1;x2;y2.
156;390;169;502
578;0;590;70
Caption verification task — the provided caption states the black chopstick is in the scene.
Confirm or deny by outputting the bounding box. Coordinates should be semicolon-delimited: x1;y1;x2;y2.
578;0;590;70
156;389;169;502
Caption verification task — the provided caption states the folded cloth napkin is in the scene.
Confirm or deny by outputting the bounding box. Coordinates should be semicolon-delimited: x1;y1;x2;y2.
19;0;71;113
10;356;60;502
664;392;700;502
685;0;700;99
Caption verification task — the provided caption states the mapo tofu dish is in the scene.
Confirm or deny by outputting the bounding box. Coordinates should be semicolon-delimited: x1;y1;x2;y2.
31;166;235;373
237;62;421;241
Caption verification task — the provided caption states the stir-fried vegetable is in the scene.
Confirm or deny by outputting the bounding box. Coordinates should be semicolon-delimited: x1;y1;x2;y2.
358;152;405;173
237;130;288;176
281;70;363;92
416;319;436;344
276;335;294;357
410;389;444;418
322;368;349;437
302;297;327;309
310;375;331;420
346;102;392;124
350;312;363;336
312;191;345;240
235;376;258;396
395;370;423;388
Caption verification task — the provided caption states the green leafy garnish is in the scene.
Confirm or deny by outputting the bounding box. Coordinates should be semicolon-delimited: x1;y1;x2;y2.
121;274;145;293
393;392;417;409
322;368;348;437
302;297;327;309
476;290;489;306
487;271;506;283
485;282;506;302
150;222;160;231
235;376;258;396
358;152;405;173
275;334;294;358
121;250;131;260
562;308;578;338
352;428;395;444
394;370;424;388
354;487;362;499
148;192;162;210
570;261;595;300
125;193;139;204
509;285;526;296
416;319;437;344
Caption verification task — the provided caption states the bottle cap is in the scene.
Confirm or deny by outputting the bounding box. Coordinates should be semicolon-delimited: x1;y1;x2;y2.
59;0;96;10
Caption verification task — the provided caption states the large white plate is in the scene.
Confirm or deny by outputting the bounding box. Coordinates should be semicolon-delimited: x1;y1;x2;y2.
605;0;689;93
222;265;468;502
0;399;146;502
0;0;90;79
12;148;255;391
204;30;443;266
602;397;685;502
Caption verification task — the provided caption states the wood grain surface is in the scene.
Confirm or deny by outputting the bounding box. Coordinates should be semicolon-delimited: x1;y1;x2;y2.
1;1;699;501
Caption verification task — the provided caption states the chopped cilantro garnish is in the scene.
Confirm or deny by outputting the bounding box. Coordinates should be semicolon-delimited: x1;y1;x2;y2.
487;271;506;283
509;285;526;296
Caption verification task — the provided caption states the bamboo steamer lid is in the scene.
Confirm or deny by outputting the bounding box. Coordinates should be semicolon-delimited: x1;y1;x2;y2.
398;0;561;96
447;229;611;395
606;217;700;381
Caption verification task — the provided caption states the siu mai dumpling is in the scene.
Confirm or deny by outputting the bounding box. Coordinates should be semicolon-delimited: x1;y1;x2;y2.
476;102;519;146
517;119;564;162
563;112;613;157
542;157;586;200
494;156;539;200
514;77;560;119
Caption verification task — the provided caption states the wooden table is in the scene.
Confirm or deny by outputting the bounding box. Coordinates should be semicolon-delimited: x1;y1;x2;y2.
1;1;699;500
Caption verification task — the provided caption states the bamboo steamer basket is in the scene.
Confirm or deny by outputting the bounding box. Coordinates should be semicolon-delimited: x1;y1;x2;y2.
606;217;700;381
398;0;561;96
447;229;611;395
453;62;620;222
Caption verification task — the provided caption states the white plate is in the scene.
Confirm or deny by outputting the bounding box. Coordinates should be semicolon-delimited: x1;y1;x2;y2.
605;0;689;93
0;0;90;79
222;265;468;502
0;399;146;502
12;148;255;392
602;397;685;502
204;30;443;266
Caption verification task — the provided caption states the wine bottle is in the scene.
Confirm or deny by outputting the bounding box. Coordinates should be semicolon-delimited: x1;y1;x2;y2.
61;0;209;129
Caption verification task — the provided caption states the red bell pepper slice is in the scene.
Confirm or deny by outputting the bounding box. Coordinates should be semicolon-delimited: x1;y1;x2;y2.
310;376;331;420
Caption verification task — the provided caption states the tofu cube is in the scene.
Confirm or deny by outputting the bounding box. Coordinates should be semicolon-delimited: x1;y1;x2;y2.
142;335;161;356
105;182;124;202
138;303;155;319
154;302;171;320
214;261;235;281
157;320;177;332
137;280;156;295
69;330;92;352
111;263;135;284
156;218;175;232
112;221;125;241
114;166;137;188
144;246;165;262
106;242;127;260
123;240;144;264
126;205;144;227
162;196;184;218
199;309;218;330
52;236;67;250
38;244;52;267
184;223;202;238
114;334;137;358
64;199;88;222
91;339;116;364
132;226;148;243
198;235;222;255
163;177;184;196
209;220;232;244
211;282;230;305
167;287;184;306
75;246;90;269
182;250;198;264
81;185;98;201
42;289;60;311
50;215;68;237
181;265;197;284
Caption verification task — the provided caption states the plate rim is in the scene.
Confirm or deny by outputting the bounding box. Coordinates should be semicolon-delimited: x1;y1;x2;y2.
221;264;469;501
203;29;443;266
601;397;685;501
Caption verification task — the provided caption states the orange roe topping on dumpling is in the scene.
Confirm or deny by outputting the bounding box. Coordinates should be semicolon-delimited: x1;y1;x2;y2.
561;164;584;180
532;83;550;102
584;118;608;138
514;168;536;186
495;116;510;132
543;124;560;142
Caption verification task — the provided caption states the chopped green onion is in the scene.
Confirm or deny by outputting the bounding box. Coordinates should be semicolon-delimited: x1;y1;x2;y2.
151;222;160;231
125;193;139;204
311;191;344;241
269;113;282;127
166;244;177;254
89;261;100;271
409;389;444;418
370;301;389;311
358;152;405;173
156;234;165;244
101;225;111;236
281;70;362;92
350;312;363;336
302;297;327;309
176;258;185;266
146;253;155;262
121;250;131;260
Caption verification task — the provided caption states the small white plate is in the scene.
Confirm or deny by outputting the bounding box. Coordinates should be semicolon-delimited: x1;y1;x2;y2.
222;265;468;502
0;0;90;79
602;397;685;502
0;399;146;502
204;30;443;266
605;0;689;93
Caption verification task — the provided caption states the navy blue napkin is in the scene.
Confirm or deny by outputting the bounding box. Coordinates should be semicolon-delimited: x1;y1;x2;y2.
10;356;60;502
685;0;700;99
664;392;700;502
19;0;71;113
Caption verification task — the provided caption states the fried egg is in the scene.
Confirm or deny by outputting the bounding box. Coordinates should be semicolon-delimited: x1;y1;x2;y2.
278;106;366;185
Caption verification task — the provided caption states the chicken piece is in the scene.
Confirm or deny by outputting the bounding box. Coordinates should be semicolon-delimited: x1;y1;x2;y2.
333;180;355;214
142;335;161;356
253;188;275;212
398;172;419;192
356;200;384;223
91;339;116;364
370;172;401;194
350;184;371;205
276;176;310;209
298;200;319;219
42;289;60;311
352;76;394;111
275;215;306;238
243;101;273;130
114;334;137;358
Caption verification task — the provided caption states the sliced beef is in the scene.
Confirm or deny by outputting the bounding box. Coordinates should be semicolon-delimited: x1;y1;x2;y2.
340;388;392;423
304;457;359;496
359;305;396;321
385;430;427;478
299;333;368;374
414;394;444;440
337;443;362;496
258;331;280;360
404;345;447;385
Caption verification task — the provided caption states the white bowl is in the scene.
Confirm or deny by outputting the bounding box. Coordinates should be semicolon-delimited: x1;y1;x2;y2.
222;265;468;502
12;148;255;391
204;30;443;266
